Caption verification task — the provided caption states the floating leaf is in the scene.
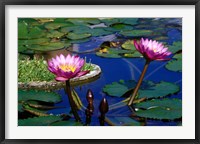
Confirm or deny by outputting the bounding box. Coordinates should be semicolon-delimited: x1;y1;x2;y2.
121;40;136;50
135;98;182;120
19;38;49;45
45;22;74;30
119;30;153;37
18;22;46;39
105;24;133;32
96;52;121;58
66;32;91;40
103;82;129;97
103;80;179;99
165;53;182;72
100;18;119;26
50;120;82;126
18;90;62;103
60;25;91;34
68;38;91;44
168;41;182;54
89;28;113;36
67;18;101;25
118;18;138;25
96;48;132;58
18;45;28;52
47;30;65;38
28;42;65;51
105;116;141;126
18;116;63;126
18;103;23;112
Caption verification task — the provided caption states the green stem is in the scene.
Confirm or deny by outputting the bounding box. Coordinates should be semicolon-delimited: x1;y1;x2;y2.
65;80;81;122
128;60;150;106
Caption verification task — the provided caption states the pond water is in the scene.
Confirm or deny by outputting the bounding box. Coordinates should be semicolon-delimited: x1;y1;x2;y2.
18;18;182;126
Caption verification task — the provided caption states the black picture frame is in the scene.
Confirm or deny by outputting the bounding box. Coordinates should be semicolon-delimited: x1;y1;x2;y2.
1;0;199;143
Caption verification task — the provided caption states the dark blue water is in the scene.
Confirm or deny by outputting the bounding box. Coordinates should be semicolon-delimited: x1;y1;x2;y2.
48;22;182;126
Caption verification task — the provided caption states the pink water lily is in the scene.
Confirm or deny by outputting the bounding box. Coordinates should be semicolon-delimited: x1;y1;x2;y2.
134;38;172;61
48;54;89;81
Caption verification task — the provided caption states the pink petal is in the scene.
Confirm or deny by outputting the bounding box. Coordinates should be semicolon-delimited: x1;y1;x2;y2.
76;71;89;77
55;76;69;81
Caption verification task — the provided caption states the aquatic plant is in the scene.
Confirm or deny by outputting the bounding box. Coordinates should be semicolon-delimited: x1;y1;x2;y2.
48;54;89;121
128;38;172;105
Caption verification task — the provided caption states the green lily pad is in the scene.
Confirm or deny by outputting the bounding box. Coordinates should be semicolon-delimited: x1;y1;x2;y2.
18;103;23;112
50;120;83;126
105;24;133;32
60;25;91;34
28;42;65;51
18;22;46;39
103;80;179;99
45;22;74;30
18;116;63;126
67;18;101;25
96;52;121;58
47;30;65;38
119;30;153;37
89;28;114;37
165;53;182;72
103;82;129;97
100;18;119;26
18;90;62;103
101;18;138;26
168;41;182;54
66;32;91;40
138;81;180;99
19;38;49;45
68;38;91;44
105;116;141;126
121;40;136;50
135;98;182;120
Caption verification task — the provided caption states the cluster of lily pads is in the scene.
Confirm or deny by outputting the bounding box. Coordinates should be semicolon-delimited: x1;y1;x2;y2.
18;18;182;126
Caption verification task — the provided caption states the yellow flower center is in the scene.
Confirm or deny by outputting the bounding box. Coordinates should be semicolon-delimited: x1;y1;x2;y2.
153;48;157;52
59;64;76;72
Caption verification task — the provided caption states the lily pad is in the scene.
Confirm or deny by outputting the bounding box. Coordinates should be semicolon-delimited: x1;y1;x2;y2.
168;41;182;54
47;30;65;38
100;18;119;26
165;53;182;72
66;32;91;40
19;38;49;45
60;25;91;34
119;30;153;37
18;22;46;39
89;28;114;36
22;103;49;116
135;98;182;120
103;80;179;99
28;42;65;52
105;116;141;126
96;52;121;58
67;18;101;25
101;18;138;26
18;90;62;103
105;24;133;32
50;120;82;126
18;45;28;52
138;81;180;99
18;115;63;126
45;22;74;30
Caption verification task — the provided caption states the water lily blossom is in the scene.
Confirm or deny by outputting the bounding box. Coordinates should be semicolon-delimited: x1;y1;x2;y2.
134;38;172;61
48;54;89;81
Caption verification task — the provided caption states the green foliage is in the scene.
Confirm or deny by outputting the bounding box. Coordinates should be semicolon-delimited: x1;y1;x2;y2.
103;80;180;99
119;30;153;37
18;57;55;82
18;116;63;126
135;98;182;120
165;53;182;72
168;41;182;54
106;117;142;126
66;32;91;40
18;90;62;103
50;120;82;126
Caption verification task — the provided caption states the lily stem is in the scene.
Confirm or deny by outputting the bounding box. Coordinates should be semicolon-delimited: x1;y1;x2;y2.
128;60;150;106
65;80;81;122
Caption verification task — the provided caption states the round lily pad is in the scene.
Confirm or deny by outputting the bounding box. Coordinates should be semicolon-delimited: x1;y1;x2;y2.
165;53;182;72
66;32;91;40
18;90;62;103
67;18;101;25
105;116;141;126
168;41;182;54
135;98;182;120
44;22;74;30
119;30;153;37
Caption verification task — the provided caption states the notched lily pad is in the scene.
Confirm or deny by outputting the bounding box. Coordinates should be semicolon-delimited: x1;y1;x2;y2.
165;53;182;72
168;41;182;54
135;98;182;120
28;42;65;51
66;32;91;40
